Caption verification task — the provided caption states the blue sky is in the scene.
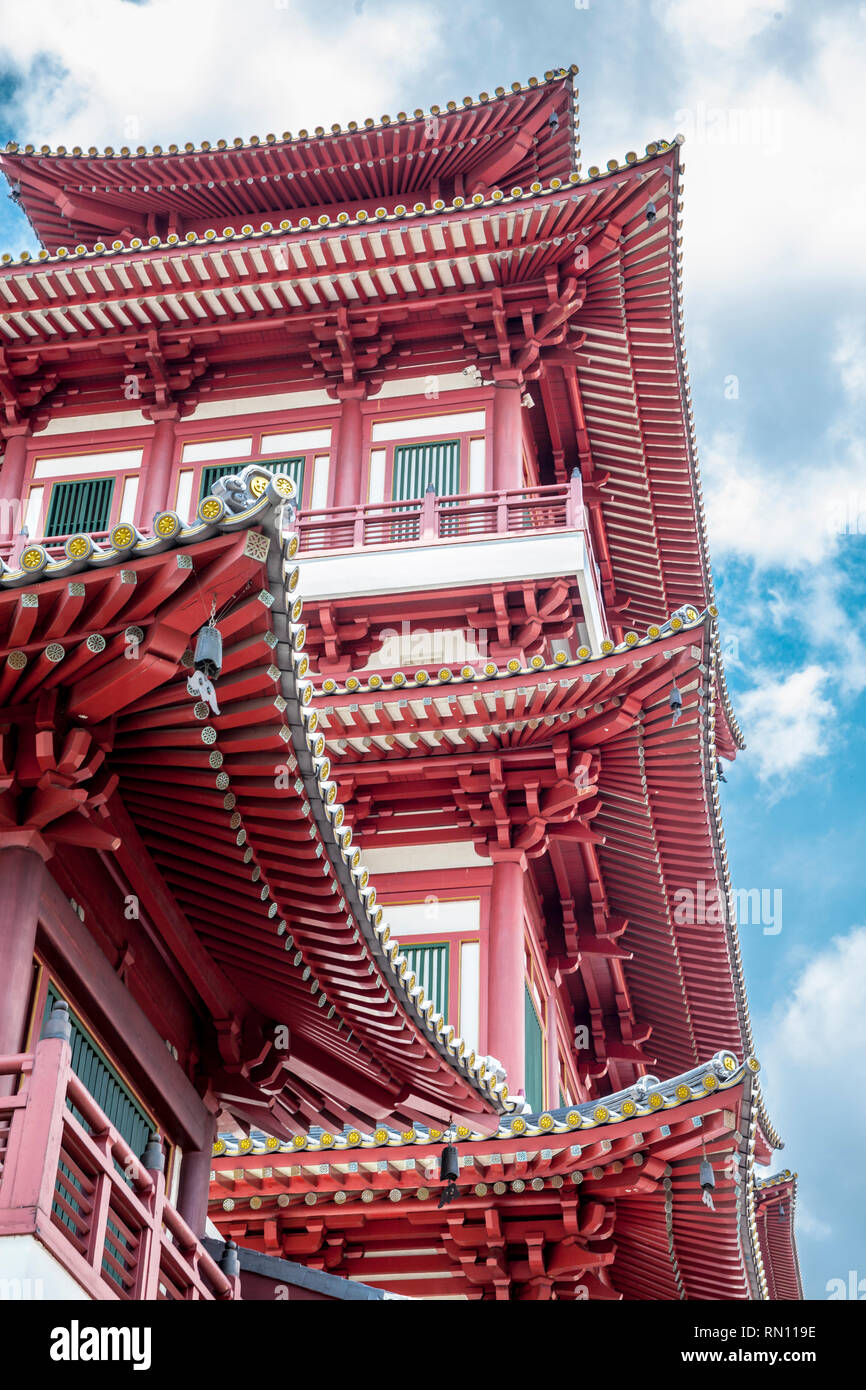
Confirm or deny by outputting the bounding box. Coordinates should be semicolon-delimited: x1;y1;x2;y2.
2;0;864;1300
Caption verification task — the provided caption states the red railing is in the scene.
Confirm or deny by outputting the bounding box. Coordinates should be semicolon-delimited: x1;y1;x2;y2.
2;482;585;564
297;478;585;554
0;1037;238;1301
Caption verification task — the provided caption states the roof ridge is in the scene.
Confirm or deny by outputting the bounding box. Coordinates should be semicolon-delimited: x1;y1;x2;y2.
2;67;579;163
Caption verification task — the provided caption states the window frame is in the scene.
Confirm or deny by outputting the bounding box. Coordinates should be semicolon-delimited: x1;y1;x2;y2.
177;424;334;514
42;474;118;539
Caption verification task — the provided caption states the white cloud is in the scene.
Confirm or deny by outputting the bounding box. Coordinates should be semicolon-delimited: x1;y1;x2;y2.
756;925;866;1283
594;8;866;301
736;664;835;781
657;0;787;52
701;430;864;570
832;319;866;403
763;925;866;1067
0;0;445;149
702;315;866;573
796;568;866;698
791;1205;833;1242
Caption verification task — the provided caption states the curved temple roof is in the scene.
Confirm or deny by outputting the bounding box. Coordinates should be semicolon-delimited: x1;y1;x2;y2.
754;1171;804;1300
0;467;507;1133
1;483;757;1116
1;70;580;252
215;1047;757;1155
210;1052;779;1300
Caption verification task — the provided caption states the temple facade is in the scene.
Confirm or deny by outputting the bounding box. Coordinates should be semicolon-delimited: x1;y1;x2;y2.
0;68;800;1301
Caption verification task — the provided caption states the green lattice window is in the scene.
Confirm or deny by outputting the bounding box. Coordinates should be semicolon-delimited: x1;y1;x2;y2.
404;942;450;1017
524;985;545;1114
44;478;115;537
200;456;305;502
391;440;460;500
45;987;153;1163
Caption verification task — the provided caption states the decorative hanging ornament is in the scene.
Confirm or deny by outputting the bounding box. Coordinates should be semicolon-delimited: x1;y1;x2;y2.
438;1123;459;1209
187;596;223;714
699;1157;716;1212
669;679;683;727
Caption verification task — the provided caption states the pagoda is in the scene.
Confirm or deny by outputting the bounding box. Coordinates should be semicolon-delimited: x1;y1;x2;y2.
0;66;800;1301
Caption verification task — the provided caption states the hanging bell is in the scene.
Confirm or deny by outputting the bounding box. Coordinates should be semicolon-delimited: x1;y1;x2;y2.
440;1144;459;1184
699;1157;716;1212
194;623;223;679
669;679;683;726
437;1142;460;1209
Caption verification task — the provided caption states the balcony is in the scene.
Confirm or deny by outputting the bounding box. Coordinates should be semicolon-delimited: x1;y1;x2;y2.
1;477;608;658
0;1030;238;1301
295;478;608;654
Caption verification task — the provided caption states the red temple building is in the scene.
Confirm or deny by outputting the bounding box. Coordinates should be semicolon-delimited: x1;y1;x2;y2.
0;67;800;1301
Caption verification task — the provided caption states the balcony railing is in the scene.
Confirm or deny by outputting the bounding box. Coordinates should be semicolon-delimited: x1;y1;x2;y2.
1;481;585;562
0;1032;238;1301
297;479;585;554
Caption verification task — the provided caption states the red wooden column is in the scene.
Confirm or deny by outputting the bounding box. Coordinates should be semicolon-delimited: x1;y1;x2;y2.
491;380;524;492
0;425;32;542
486;850;527;1096
136;410;179;530
176;1113;217;1237
332;386;367;508
0;846;46;1093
